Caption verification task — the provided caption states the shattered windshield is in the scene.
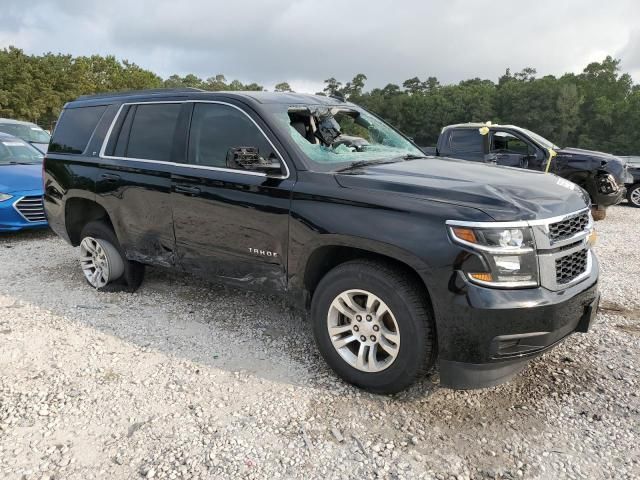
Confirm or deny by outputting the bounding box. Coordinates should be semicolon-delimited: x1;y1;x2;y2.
273;105;423;171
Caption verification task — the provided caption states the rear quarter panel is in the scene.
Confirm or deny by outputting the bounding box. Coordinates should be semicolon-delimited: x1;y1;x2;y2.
44;104;121;244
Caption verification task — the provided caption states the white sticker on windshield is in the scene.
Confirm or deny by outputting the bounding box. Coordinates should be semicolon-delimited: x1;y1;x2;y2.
2;141;25;146
30;127;43;131
556;178;576;190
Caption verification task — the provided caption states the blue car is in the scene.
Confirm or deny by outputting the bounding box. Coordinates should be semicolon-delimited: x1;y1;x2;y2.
0;132;47;232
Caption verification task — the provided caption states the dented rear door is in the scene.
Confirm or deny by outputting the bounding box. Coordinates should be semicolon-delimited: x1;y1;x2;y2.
96;101;186;266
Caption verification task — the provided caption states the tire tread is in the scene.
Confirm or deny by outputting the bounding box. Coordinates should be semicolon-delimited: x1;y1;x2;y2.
311;259;436;393
80;221;145;292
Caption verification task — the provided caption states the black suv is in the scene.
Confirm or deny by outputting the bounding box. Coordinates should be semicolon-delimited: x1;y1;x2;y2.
44;89;600;394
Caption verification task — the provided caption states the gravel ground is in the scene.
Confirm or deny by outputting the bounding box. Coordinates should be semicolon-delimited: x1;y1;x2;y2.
0;205;638;480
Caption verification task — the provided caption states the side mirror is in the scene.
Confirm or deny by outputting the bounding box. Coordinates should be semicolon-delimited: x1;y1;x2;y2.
484;153;498;164
420;146;437;156
226;147;283;176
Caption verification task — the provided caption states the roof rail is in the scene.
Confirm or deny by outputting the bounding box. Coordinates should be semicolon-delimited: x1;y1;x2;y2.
76;87;206;100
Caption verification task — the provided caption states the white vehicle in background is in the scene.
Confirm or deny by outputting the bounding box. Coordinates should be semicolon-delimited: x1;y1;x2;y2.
621;156;640;208
0;118;51;153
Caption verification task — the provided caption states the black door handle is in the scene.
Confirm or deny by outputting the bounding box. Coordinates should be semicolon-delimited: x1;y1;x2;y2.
100;173;120;181
174;184;201;195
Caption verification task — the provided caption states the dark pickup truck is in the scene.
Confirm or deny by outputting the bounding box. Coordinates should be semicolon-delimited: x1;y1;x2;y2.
427;123;631;219
44;90;599;394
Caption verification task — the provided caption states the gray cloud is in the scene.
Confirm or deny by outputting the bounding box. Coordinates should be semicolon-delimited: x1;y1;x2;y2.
1;0;638;92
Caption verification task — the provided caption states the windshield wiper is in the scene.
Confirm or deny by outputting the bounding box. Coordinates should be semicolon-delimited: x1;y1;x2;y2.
333;159;404;173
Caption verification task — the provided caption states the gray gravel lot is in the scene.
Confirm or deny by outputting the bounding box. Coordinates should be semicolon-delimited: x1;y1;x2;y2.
0;206;638;480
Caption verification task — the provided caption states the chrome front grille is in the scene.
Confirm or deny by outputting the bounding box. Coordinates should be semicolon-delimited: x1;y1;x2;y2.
532;208;594;291
548;211;589;242
14;196;46;222
555;249;589;285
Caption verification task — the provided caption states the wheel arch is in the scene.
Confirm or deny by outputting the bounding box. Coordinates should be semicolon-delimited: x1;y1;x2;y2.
65;197;114;246
300;238;434;313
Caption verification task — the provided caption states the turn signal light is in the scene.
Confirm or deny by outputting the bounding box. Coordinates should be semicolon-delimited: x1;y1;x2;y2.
588;229;597;247
452;227;477;244
469;273;493;282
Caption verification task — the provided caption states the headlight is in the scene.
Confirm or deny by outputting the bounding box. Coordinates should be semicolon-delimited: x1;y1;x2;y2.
0;193;13;202
449;225;538;288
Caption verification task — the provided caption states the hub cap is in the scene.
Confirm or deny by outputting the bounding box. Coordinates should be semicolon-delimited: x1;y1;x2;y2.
327;289;400;372
631;187;640;207
79;237;124;288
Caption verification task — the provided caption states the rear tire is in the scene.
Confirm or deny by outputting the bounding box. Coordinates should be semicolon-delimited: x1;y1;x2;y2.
79;221;144;292
310;260;436;394
628;184;640;208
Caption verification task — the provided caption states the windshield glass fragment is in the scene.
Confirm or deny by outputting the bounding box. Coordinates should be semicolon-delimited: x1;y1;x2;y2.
273;105;423;171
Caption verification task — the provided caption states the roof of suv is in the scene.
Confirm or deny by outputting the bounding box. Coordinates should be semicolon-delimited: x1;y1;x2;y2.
69;88;347;108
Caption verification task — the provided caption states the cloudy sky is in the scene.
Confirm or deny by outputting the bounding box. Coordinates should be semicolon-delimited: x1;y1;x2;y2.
1;0;639;92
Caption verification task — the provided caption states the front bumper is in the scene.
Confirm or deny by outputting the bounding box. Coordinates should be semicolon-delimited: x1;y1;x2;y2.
591;177;626;208
436;256;599;389
0;191;48;232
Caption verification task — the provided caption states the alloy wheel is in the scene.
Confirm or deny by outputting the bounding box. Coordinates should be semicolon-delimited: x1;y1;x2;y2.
327;289;400;372
631;187;640;207
79;236;124;288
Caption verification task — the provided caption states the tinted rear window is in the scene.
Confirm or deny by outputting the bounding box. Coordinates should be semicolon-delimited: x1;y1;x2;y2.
449;129;484;154
49;105;107;154
124;103;181;161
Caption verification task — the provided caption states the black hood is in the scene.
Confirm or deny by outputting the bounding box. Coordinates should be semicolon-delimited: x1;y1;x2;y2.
335;157;590;221
556;147;629;184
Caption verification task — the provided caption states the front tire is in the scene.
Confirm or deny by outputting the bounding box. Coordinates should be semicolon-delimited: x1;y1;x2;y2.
79;221;145;292
311;260;436;394
591;206;607;221
628;184;640;208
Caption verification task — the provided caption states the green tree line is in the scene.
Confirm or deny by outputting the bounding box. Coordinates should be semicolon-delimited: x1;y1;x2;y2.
1;46;638;154
327;58;639;154
0;46;263;128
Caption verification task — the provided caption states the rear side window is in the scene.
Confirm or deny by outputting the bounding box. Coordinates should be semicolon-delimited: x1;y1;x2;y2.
449;129;484;154
49;105;107;154
124;103;181;161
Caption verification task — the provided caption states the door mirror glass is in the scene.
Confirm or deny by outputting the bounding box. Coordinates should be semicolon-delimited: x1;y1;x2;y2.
484;153;498;163
226;147;283;175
